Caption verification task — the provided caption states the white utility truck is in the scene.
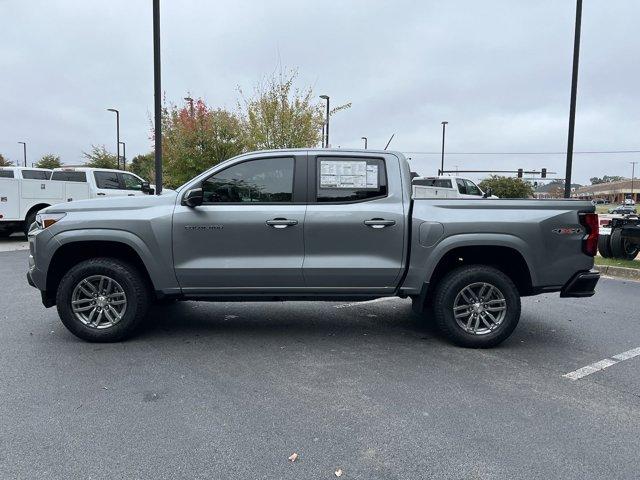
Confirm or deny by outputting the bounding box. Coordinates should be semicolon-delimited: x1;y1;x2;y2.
412;176;495;199
0;166;154;236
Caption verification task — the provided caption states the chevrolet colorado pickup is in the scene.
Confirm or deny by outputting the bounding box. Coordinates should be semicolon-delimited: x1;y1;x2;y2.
26;149;600;347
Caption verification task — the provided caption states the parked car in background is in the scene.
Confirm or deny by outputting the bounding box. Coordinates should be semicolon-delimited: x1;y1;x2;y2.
1;167;155;237
27;149;599;348
608;205;637;215
624;197;636;206
412;176;495;199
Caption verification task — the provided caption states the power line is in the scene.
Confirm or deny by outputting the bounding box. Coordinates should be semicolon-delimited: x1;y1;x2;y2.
403;150;640;155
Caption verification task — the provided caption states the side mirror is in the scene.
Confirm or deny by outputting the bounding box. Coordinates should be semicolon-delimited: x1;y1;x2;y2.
483;188;492;198
182;187;204;207
141;181;152;194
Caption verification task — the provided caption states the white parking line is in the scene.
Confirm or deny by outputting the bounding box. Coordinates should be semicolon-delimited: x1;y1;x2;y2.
333;297;398;309
563;347;640;380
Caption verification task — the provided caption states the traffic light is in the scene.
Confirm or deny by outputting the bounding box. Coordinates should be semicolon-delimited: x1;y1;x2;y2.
541;168;547;179
517;168;523;178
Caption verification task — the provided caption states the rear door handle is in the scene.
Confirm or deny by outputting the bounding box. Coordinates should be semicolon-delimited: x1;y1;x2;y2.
266;218;298;229
364;218;396;229
97;192;106;196
127;194;135;196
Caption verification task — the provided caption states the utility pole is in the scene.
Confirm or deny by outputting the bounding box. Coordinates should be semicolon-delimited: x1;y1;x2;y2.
184;96;194;117
361;137;368;149
320;95;330;147
107;108;120;169
564;0;583;198
631;161;638;202
440;121;448;175
153;0;163;194
119;141;126;170
18;142;26;167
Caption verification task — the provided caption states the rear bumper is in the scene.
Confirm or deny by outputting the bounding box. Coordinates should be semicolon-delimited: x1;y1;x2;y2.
560;270;600;298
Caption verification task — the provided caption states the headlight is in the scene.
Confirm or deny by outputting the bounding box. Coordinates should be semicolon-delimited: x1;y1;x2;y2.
35;212;66;229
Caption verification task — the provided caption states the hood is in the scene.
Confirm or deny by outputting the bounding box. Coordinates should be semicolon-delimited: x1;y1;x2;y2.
44;190;178;214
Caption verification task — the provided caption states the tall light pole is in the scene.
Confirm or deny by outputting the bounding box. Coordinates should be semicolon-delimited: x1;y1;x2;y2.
631;161;638;202
18;142;26;167
153;0;163;194
119;141;126;170
184;96;194;117
320;95;330;148
440;121;448;175
564;0;583;198
361;137;368;149
107;108;120;169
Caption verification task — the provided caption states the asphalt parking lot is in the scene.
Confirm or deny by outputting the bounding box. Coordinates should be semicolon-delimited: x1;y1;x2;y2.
1;247;639;480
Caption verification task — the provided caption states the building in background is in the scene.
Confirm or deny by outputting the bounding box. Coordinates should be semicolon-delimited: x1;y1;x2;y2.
572;178;637;203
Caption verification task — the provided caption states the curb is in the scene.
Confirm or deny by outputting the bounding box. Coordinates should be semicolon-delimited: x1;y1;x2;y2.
596;265;640;282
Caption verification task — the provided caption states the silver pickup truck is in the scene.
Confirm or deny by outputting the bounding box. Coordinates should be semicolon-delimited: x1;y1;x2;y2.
27;149;600;347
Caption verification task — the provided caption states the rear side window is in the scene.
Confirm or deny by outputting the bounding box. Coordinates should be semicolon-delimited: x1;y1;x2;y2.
94;171;120;189
316;157;387;203
0;170;14;178
51;171;87;182
22;170;50;180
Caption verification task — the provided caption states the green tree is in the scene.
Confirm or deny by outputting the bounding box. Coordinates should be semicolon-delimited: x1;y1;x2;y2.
238;69;350;150
0;153;12;166
478;175;534;198
35;154;62;169
590;175;624;185
129;152;156;181
82;145;118;169
159;98;245;188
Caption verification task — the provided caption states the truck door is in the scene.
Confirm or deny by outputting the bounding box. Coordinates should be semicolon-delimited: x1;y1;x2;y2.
303;154;405;293
93;171;128;197
172;154;307;291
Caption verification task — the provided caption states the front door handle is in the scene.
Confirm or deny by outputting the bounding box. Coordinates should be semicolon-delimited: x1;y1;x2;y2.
364;218;396;229
266;218;298;229
97;192;106;196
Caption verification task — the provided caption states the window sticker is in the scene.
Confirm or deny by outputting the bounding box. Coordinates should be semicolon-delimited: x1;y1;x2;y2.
320;160;378;189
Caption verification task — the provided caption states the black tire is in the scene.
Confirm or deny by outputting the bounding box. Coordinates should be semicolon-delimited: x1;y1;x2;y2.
610;228;640;260
56;257;152;342
433;265;521;348
24;210;38;236
598;235;613;258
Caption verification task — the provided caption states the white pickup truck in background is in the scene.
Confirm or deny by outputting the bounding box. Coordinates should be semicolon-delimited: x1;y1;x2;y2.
0;166;154;236
411;176;495;199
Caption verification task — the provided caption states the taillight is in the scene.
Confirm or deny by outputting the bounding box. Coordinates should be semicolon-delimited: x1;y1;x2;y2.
580;213;599;256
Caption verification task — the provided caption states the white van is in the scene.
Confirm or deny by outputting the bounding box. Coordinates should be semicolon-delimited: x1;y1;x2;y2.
412;176;494;199
0;166;154;236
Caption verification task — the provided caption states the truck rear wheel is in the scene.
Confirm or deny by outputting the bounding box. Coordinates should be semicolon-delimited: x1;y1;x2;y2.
598;235;612;258
56;258;152;342
433;265;521;348
610;228;640;260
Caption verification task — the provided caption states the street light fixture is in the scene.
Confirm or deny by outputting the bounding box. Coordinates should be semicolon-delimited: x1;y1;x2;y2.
119;141;127;170
440;121;448;175
320;95;330;148
184;96;194;117
361;137;368;149
17;142;26;167
107;108;121;169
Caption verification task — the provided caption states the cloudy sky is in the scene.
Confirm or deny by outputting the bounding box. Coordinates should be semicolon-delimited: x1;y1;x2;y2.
1;0;639;184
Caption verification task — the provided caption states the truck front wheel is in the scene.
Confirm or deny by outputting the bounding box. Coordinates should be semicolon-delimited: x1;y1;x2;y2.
433;265;521;348
56;258;152;342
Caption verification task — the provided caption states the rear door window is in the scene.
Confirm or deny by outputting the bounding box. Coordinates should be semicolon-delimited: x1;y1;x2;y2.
94;171;120;189
51;171;87;182
316;157;387;203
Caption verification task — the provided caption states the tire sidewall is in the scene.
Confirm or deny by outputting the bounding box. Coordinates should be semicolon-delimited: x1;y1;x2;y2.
434;266;521;348
56;259;149;342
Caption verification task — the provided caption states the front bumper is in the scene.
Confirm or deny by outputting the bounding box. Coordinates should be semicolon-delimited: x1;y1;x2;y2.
560;270;600;298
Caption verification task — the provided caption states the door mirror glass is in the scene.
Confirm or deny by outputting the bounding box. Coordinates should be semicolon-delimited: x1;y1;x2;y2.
183;187;204;207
